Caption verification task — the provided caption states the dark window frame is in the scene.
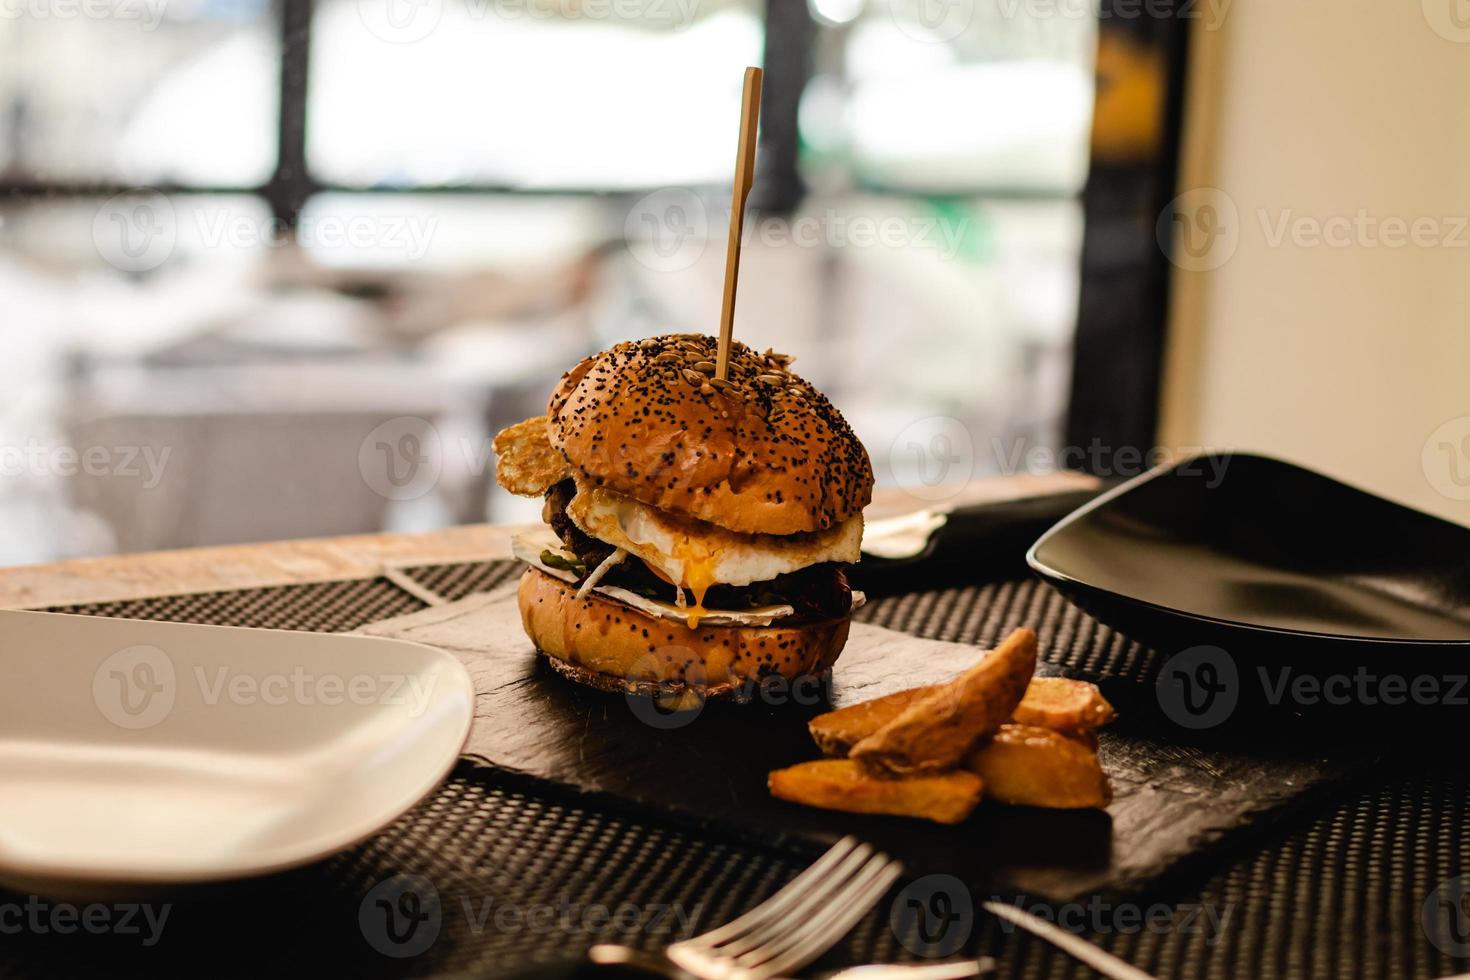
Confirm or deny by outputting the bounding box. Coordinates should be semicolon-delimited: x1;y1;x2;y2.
1064;5;1193;460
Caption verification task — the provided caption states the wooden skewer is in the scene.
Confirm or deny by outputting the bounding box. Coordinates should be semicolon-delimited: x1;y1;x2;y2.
715;66;763;382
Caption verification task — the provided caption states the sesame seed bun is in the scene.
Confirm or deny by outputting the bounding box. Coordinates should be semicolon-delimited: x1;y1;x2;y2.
547;334;873;536
517;568;850;698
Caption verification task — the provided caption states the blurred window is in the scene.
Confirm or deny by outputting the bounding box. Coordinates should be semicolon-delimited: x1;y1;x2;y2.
782;0;1098;488
801;0;1095;195
1;0;1096;205
0;0;1110;560
308;2;763;188
0;0;278;185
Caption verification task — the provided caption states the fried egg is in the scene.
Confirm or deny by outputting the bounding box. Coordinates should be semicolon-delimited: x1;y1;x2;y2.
565;483;863;627
510;528;800;627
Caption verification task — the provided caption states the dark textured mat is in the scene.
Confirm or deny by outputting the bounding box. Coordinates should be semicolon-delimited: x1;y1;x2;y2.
400;560;523;604
45;576;427;632
24;560;1467;979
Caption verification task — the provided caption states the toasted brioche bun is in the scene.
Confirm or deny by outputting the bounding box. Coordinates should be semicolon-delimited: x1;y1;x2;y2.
547;334;873;536
517;568;850;698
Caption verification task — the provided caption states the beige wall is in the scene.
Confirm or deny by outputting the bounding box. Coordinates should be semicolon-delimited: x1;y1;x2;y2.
1159;0;1470;526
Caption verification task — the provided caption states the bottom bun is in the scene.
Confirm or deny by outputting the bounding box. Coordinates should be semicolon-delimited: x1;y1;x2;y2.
516;568;850;698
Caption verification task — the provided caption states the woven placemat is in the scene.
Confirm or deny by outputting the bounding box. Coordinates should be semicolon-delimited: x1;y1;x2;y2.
19;561;1468;980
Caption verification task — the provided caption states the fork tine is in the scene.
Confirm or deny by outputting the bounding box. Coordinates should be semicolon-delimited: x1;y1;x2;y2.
677;837;864;951
730;852;896;968
713;843;885;961
738;856;904;980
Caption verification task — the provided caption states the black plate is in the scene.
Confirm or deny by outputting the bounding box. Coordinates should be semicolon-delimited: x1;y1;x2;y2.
1028;453;1470;713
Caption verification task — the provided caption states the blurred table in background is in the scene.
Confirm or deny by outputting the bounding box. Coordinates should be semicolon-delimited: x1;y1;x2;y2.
0;471;1096;609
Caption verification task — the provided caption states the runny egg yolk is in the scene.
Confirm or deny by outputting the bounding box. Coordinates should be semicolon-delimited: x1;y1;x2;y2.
639;536;720;629
675;539;719;629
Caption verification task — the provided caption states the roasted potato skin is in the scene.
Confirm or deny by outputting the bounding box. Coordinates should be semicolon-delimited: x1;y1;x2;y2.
1011;677;1116;734
964;724;1112;809
808;686;938;757
850;629;1037;777
768;759;984;824
779;630;1116;821
809;676;1114;758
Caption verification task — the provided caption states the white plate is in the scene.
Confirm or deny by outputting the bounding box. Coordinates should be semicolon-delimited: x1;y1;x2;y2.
0;609;474;898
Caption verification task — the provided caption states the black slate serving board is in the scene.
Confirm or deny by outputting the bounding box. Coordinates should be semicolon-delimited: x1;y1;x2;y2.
462;640;1361;902
361;512;1372;902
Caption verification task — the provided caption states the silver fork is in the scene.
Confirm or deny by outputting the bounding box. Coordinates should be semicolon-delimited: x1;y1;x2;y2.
590;836;904;980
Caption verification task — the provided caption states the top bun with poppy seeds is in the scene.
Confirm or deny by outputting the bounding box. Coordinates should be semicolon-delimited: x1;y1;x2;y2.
547;334;873;536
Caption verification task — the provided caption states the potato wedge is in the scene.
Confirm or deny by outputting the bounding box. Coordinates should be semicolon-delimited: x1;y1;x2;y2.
493;416;571;497
1067;729;1100;752
1011;677;1116;734
850;628;1037;777
809;676;1114;757
768;759;984;825
965;724;1112;809
808;685;939;757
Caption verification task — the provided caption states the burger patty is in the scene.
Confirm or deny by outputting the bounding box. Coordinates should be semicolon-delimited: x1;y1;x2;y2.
541;479;853;623
545;479;613;567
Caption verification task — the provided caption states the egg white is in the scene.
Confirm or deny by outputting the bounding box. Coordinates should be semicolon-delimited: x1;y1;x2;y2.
565;484;862;591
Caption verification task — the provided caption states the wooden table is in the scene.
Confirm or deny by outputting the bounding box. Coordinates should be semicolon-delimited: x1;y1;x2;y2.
0;473;1097;610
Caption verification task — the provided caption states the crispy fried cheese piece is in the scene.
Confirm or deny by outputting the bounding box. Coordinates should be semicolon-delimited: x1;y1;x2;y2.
493;416;572;496
768;759;984;825
809;677;1114;757
964;724;1112;809
849;628;1037;777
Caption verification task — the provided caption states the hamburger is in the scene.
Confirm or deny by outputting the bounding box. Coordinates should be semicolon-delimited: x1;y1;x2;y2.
492;333;874;699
